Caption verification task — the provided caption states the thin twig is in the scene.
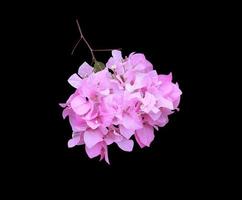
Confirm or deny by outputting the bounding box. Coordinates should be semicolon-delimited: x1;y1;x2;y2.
93;48;122;52
71;37;82;55
71;19;121;64
76;19;83;38
82;35;96;62
75;19;96;62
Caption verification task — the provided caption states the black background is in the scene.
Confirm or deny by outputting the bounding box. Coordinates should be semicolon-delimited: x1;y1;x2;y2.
4;2;219;195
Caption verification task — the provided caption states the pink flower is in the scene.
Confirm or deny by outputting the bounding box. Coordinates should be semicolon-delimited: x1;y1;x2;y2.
60;50;182;164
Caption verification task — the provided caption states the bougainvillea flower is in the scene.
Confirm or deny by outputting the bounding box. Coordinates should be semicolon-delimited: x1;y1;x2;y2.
60;50;182;164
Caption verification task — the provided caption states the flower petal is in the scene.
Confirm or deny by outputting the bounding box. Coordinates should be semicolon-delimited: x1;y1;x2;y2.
148;111;161;121
122;113;143;131
158;96;174;110
119;125;134;139
70;96;90;115
86;120;100;129
68;136;80;148
68;73;82;88
59;103;67;108
135;125;154;147
69;113;87;132
85;143;102;158
112;50;122;60
117;139;134;152
62;107;70;119
141;92;156;113
78;62;93;78
135;133;145;148
104;145;110;164
84;129;103;148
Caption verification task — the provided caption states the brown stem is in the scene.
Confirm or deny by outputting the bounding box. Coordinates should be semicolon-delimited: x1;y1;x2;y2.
71;37;82;55
72;19;121;64
75;19;96;62
93;48;122;52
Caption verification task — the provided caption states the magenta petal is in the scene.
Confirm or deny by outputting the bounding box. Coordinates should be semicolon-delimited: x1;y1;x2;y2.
149;111;161;121
84;129;103;148
104;145;110;164
122;113;143;131
84;104;98;121
141;92;156;113
117;139;134;152
68;136;80;148
70;96;90;115
158;96;174;110
69;113;87;132
62;107;70;119
68;73;82;88
86;120;100;129
135;133;145;148
136;125;154;147
119;125;134;139
85;143;102;158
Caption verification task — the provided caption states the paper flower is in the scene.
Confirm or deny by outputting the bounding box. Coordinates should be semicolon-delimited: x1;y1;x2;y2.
60;50;182;164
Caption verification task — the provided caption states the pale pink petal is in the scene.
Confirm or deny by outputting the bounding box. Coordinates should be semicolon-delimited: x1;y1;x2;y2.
104;145;110;164
154;125;159;131
129;92;142;100
112;50;122;60
104;136;114;145
117;139;134;152
100;89;110;96
66;93;78;104
151;106;160;114
70;96;90;115
156;114;169;127
100;113;114;127
157;96;174;110
125;83;135;93
122;113;143;131
134;63;146;71
72;132;85;145
135;133;145;148
148;111;161;121
85;143;102;158
136;125;154;147
141;92;156;113
133;73;146;90
83;104;98;121
100;148;105;161
78;62;93;78
68;136;80;148
129;53;145;65
69;114;87;132
159;72;172;82
119;125;134;139
86;120;100;129
84;129;103;148
62;107;70;119
68;74;82;88
59;103;66;108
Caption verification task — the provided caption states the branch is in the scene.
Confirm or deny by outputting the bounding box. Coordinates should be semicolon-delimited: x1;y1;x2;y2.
71;37;82;55
71;19;121;64
93;48;122;52
75;19;96;62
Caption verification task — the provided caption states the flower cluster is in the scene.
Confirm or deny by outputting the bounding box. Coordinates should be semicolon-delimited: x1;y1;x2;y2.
60;50;182;164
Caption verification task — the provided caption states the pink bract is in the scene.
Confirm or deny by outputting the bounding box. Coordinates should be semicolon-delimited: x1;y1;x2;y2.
60;50;182;164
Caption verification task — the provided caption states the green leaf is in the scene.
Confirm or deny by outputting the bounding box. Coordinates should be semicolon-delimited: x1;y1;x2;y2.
94;61;105;72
